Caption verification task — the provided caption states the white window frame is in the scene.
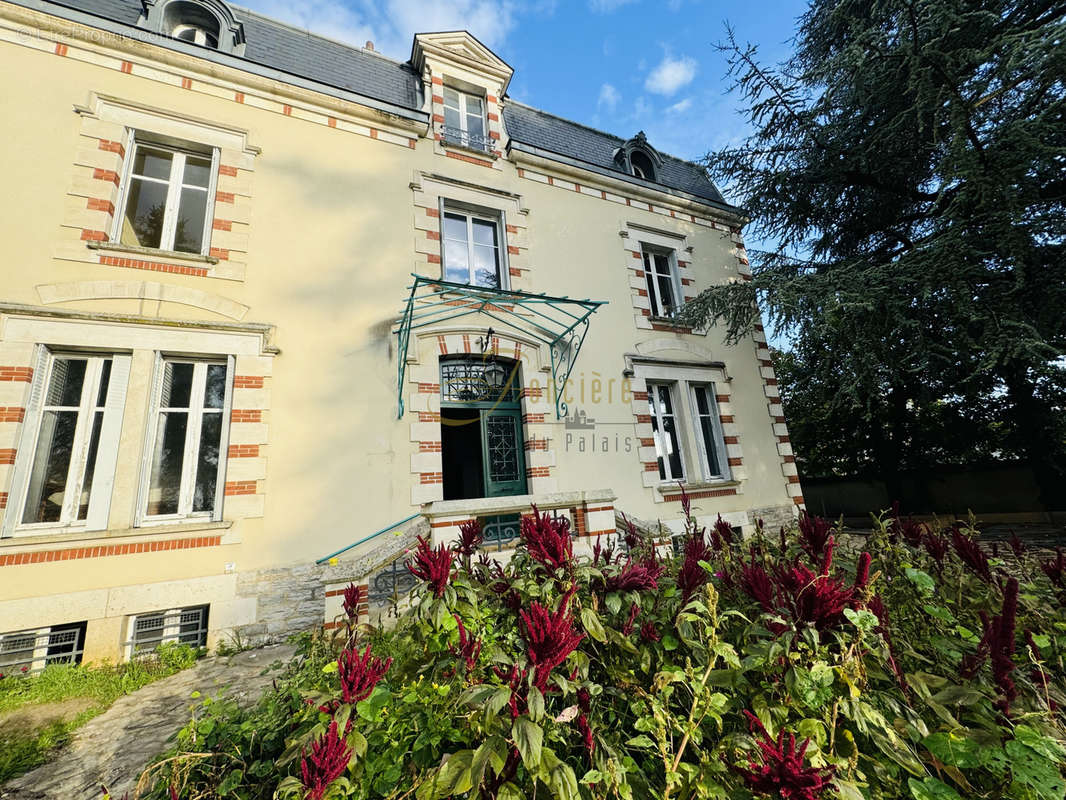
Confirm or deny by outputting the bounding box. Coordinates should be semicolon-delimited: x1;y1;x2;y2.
136;354;234;526
172;23;218;47
440;200;509;290
647;382;686;483
0;624;85;674
442;87;488;150
641;243;683;318
2;348;131;537
689;383;731;481
111;132;220;256
125;605;209;661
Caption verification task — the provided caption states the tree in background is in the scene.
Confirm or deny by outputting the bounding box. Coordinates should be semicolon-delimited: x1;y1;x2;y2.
681;0;1066;507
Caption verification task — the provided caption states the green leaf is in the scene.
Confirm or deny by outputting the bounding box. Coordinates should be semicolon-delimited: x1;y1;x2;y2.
498;783;523;800
1006;740;1066;799
487;686;514;716
581;770;603;785
605;592;622;615
844;607;879;631
217;769;244;795
539;748;579;800
513;715;543;772
908;777;963;800
580;606;607;643
527;687;545;722
470;736;507;791
416;750;474;800
923;732;983;769
1014;726;1066;762
905;568;935;597
347;730;368;760
626;735;655;748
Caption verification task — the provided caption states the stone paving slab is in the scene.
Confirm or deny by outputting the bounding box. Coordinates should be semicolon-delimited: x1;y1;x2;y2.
0;643;297;800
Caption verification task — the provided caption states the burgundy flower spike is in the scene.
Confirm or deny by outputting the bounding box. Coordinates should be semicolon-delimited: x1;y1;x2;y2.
406;535;453;598
519;589;585;692
521;506;574;572
299;720;352;800
734;711;836;800
337;643;392;705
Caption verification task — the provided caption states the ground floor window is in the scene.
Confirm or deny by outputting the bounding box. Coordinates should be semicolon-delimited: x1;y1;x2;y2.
126;605;209;659
0;622;85;675
648;382;685;481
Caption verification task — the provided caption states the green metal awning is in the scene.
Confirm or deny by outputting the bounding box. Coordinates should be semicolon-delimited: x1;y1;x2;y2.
394;274;606;419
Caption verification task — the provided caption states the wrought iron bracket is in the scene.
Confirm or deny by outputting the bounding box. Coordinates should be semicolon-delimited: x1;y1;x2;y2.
393;274;606;419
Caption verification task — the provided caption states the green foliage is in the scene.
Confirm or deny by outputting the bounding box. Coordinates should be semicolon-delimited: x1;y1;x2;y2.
0;643;200;782
139;509;1066;799
680;0;1066;502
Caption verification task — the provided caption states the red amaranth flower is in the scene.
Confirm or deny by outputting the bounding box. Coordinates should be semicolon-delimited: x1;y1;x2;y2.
1041;549;1065;588
448;615;482;673
519;589;585;692
406;535;453;598
640;621;661;642
621;513;642;551
738;559;778;614
300;720;352;800
890;502;926;547
797;513;833;561
960;579;1019;716
1008;532;1026;558
342;583;365;621
734;711;836;800
493;664;529;719
337;643;392;705
621;602;640;636
854;552;872;592
923;531;950;572
678;531;713;604
453;519;484;558
606;557;664;593
521;506;573;572
868;595;907;691
950;528;993;583
713;514;735;549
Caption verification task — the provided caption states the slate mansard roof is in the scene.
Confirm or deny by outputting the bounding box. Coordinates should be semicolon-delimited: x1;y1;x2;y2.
14;0;731;209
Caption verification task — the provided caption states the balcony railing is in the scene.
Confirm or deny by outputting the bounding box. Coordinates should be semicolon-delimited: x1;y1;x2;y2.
441;126;492;154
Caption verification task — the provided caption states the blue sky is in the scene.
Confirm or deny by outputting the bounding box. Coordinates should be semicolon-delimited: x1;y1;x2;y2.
238;0;809;192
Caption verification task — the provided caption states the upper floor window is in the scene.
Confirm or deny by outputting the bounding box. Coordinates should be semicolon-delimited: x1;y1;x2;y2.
5;351;130;534
443;209;503;289
141;0;245;55
115;139;218;256
142;357;232;522
442;88;489;152
172;22;218;47
163;1;222;48
615;132;662;183
629;150;656;181
642;244;681;317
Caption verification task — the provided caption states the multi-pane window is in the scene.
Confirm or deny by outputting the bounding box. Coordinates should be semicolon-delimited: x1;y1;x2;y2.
692;385;728;479
127;605;208;658
143;359;230;520
116;140;217;255
442;88;488;151
0;623;85;674
443;210;503;288
13;353;129;530
642;246;680;317
648;383;685;481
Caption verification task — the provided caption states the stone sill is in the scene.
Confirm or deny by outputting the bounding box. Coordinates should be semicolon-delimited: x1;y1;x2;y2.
424;488;616;519
0;519;233;550
648;315;695;332
440;139;499;160
657;479;741;497
87;241;220;265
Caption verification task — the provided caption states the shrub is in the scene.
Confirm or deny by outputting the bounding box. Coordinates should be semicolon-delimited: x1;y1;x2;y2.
141;502;1066;800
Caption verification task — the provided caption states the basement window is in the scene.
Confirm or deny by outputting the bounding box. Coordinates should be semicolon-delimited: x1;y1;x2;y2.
127;605;209;658
0;623;86;675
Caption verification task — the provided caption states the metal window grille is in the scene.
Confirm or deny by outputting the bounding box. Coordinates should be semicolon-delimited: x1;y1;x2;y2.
440;358;520;404
441;126;491;153
0;624;85;676
126;605;208;658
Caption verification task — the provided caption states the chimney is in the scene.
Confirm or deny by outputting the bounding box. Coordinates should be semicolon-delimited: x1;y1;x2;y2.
365;40;374;51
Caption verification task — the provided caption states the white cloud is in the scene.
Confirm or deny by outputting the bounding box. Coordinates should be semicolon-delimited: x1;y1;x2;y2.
597;83;621;112
666;97;692;113
588;0;638;11
644;54;697;95
238;0;520;59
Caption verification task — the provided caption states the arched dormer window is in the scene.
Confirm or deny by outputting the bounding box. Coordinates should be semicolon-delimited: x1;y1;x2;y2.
141;0;245;55
614;131;663;183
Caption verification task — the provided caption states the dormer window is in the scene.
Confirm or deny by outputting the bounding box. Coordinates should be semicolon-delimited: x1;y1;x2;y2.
163;2;221;48
629;150;655;181
442;87;489;153
141;0;245;55
615;132;664;183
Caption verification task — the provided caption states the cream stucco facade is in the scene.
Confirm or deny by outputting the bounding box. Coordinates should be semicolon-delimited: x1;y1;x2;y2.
0;0;801;665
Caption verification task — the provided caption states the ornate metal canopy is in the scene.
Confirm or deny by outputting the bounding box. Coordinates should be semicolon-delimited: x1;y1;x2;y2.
394;274;606;419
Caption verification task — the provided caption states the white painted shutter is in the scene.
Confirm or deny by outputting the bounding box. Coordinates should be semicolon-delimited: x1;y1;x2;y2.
2;346;50;537
84;354;131;531
134;352;165;526
212;355;235;521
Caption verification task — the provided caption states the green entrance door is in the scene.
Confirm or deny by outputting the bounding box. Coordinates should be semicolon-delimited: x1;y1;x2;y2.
440;356;527;500
481;408;526;497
